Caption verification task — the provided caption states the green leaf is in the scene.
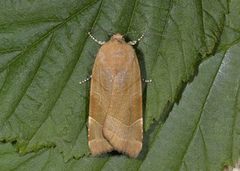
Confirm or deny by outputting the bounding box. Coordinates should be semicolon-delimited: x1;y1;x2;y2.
0;143;66;171
0;0;239;170
141;45;240;171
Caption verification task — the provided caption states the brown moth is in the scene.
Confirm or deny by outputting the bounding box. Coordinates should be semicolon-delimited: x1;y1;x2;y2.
88;33;143;158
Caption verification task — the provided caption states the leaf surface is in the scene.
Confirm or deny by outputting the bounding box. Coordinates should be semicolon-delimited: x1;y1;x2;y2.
0;0;239;170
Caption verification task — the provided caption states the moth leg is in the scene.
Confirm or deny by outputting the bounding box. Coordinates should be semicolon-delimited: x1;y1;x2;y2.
79;75;92;84
128;34;144;45
142;78;152;83
88;32;105;45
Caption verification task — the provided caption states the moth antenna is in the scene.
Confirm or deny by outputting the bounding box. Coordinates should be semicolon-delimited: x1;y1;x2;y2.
88;32;105;45
128;33;144;45
79;75;92;85
142;78;152;83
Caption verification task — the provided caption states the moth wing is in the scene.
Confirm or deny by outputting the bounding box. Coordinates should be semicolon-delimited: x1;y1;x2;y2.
102;54;143;158
88;54;113;156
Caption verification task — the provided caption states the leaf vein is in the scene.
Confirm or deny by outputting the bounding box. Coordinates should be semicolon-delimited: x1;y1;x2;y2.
1;34;54;128
177;52;226;170
0;0;98;74
24;0;104;152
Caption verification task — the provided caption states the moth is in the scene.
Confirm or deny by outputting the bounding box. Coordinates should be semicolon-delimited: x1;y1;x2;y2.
87;32;148;158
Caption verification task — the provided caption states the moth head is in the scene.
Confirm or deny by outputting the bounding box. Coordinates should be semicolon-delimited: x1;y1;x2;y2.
111;33;125;42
